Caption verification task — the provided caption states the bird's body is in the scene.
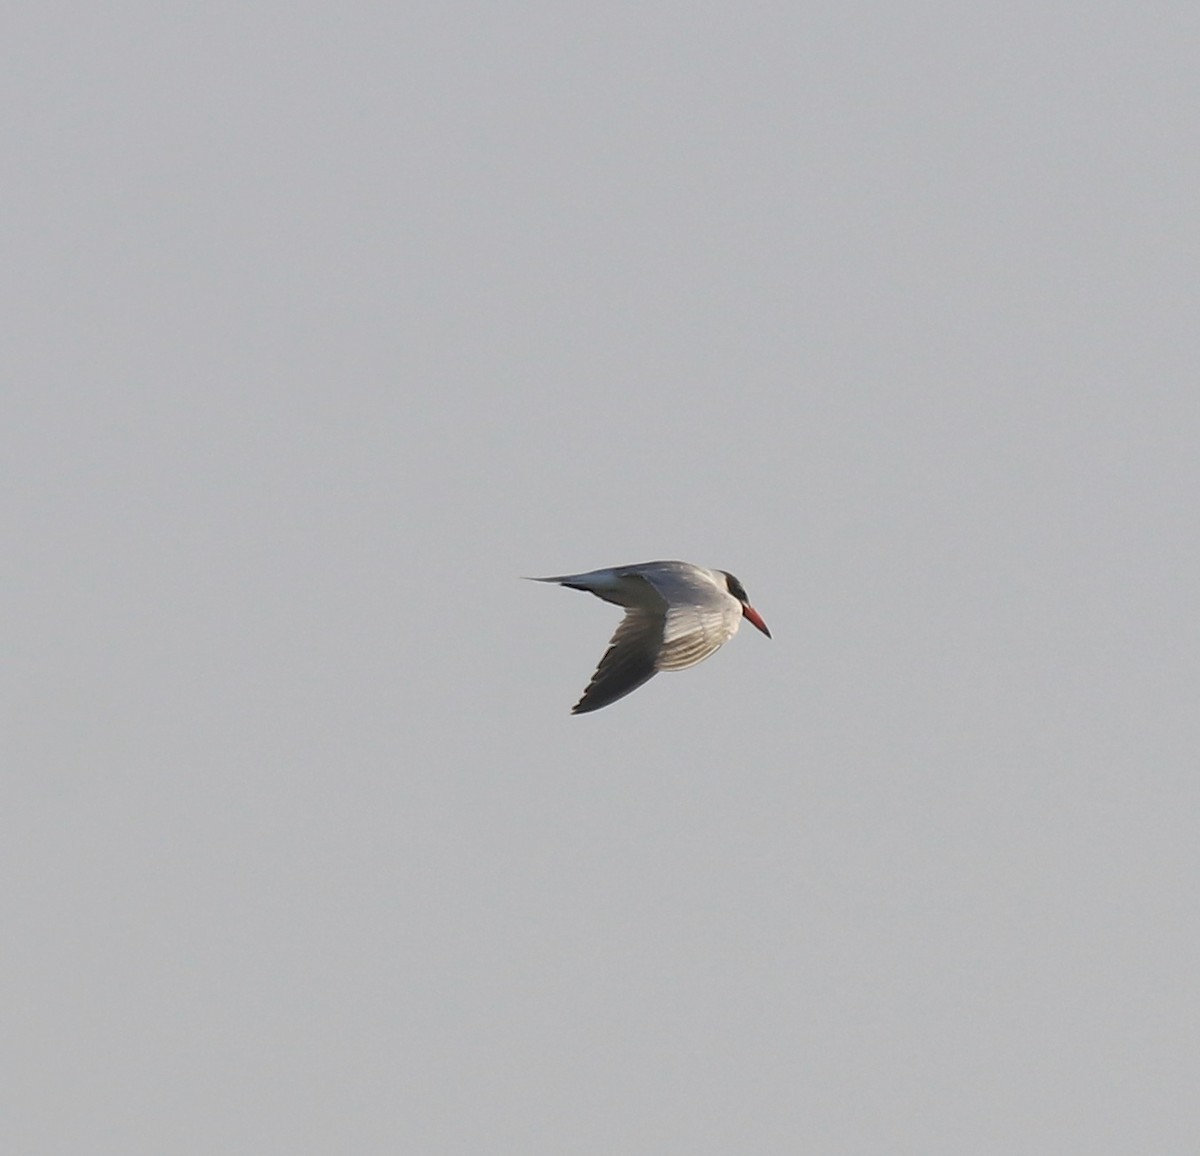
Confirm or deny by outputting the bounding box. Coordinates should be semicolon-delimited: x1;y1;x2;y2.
529;560;771;713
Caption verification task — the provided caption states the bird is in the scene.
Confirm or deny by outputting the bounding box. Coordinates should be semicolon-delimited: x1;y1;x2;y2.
528;560;771;714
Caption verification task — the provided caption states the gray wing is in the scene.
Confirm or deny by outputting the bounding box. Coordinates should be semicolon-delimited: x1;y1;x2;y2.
572;572;742;711
655;600;741;670
634;563;742;671
571;608;664;714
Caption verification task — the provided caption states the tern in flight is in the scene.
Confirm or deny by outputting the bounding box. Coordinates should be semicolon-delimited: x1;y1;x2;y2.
529;560;771;713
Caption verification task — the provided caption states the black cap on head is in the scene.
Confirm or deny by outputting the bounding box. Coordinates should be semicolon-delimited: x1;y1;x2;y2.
721;571;749;603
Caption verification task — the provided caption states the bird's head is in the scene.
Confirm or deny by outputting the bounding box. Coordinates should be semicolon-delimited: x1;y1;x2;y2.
720;571;771;638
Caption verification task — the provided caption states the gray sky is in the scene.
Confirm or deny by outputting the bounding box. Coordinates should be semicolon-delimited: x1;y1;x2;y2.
5;3;1198;1152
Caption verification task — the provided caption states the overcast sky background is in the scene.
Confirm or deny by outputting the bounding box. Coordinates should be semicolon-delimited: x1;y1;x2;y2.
4;3;1198;1152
